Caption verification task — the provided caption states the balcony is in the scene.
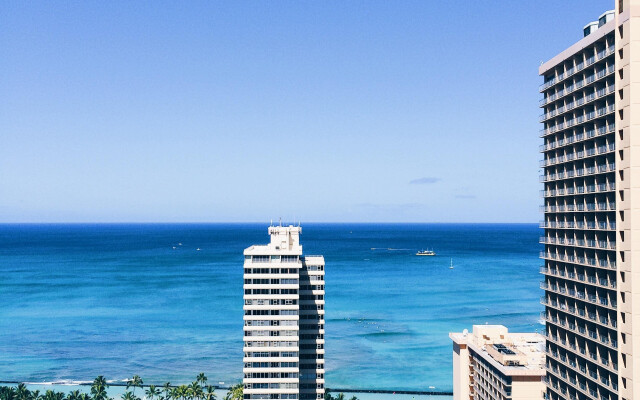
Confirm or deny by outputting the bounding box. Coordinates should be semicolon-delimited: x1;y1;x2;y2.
540;103;615;137
539;251;616;270
539;63;616;109
540;236;616;251
544;311;618;353
544;344;618;393
543;283;618;313
540;84;615;123
539;221;616;231
539;45;615;93
541;267;617;290
540;141;615;167
542;183;616;198
540;163;615;182
542;293;617;330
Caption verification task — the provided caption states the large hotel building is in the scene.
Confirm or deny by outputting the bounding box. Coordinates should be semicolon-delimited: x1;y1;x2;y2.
243;225;325;400
539;2;639;400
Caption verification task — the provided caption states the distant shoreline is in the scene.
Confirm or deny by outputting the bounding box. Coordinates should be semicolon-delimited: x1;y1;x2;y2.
0;382;453;397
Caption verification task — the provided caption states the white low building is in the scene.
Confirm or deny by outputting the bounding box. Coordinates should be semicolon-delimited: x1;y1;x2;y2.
450;325;545;400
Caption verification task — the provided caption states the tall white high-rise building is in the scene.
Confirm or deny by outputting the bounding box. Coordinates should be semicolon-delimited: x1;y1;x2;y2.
539;2;640;399
243;225;325;400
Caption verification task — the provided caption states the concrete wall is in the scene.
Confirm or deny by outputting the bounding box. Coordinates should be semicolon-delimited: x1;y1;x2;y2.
452;342;469;400
616;1;640;399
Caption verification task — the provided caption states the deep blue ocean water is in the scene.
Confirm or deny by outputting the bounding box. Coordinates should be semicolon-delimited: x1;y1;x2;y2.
0;223;542;392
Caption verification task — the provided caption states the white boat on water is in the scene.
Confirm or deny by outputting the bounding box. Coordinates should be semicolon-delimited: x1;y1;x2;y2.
416;249;436;256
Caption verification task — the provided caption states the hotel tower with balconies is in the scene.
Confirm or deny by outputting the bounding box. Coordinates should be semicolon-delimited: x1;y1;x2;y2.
243;225;325;400
539;2;640;400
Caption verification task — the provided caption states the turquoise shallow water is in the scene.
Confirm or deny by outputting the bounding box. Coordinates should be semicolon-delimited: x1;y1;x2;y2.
0;223;542;392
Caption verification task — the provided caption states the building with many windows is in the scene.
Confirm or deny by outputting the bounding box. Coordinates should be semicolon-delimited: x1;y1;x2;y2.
243;225;325;400
538;2;640;399
450;325;545;400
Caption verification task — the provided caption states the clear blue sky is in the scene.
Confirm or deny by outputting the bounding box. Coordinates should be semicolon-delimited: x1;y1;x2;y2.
0;1;611;223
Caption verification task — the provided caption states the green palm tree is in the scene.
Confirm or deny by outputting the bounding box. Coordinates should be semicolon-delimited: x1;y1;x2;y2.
203;386;215;400
126;376;143;398
335;394;345;400
349;396;358;400
30;390;41;400
15;384;30;400
91;376;109;400
122;392;136;400
43;390;64;400
1;386;17;400
188;383;202;400
160;383;170;400
66;390;81;400
78;394;89;400
179;385;190;400
222;385;242;400
196;375;207;387
145;386;159;400
323;391;333;400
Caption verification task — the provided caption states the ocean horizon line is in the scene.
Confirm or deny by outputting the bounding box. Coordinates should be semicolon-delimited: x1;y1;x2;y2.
0;221;539;225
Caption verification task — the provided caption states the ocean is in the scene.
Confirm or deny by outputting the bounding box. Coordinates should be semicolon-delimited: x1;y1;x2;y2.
0;223;543;392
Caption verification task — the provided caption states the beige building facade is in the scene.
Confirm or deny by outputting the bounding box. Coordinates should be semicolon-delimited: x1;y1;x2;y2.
450;325;545;400
243;225;325;400
539;2;640;400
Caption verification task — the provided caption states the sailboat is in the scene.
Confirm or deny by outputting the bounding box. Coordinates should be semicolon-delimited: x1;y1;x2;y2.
449;258;454;269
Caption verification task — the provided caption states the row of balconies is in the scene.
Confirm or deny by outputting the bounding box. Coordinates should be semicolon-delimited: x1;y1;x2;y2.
540;84;615;123
540;220;616;231
540;45;615;92
540;63;616;109
541;102;615;137
542;183;615;198
541;201;616;213
472;359;510;387
547;363;616;400
547;338;618;377
544;316;618;355
545;330;619;376
540;252;616;270
547;359;617;399
541;163;615;182
543;303;617;337
542;143;615;165
473;371;510;399
541;62;614;107
540;267;617;289
544;304;617;335
541;142;615;166
473;364;512;397
540;123;614;152
547;352;617;394
543;284;617;312
540;267;616;289
543;284;617;313
540;237;615;250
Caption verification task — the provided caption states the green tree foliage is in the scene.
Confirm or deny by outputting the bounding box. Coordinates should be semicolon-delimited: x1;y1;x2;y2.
223;385;242;400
